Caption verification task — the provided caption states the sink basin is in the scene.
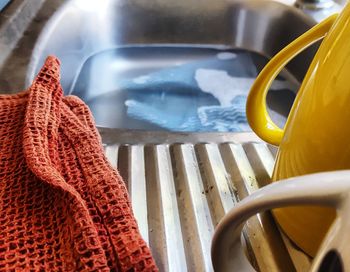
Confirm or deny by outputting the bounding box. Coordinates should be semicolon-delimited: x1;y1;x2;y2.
26;0;316;131
25;1;319;271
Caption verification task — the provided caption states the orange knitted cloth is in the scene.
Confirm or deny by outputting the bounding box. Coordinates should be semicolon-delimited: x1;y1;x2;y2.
0;56;158;271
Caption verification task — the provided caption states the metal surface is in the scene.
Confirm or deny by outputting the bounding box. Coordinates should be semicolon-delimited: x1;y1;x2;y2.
27;0;317;88
295;0;344;22
101;129;311;272
0;0;45;67
26;0;317;130
25;2;319;268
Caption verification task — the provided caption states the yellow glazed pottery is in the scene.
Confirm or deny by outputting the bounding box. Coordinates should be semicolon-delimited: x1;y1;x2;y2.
246;7;350;257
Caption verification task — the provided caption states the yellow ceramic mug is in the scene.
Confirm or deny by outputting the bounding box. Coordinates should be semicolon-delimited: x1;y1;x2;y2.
246;8;350;257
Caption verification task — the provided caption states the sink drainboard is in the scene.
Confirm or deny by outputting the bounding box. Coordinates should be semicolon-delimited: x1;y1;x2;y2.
100;129;311;271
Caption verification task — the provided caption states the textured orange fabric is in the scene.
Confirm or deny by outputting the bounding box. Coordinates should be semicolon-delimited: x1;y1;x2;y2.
0;56;158;271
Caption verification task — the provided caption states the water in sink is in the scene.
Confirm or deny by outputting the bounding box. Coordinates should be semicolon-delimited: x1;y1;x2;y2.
71;46;299;131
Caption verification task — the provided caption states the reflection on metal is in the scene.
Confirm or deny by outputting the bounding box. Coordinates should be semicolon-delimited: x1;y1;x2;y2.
27;0;318;131
28;0;317;90
295;0;344;22
102;129;311;271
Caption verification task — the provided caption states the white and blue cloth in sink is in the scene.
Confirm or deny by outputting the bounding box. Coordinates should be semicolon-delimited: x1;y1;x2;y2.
123;51;296;132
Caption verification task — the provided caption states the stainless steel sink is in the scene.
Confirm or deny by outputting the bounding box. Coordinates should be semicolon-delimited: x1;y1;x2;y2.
26;0;316;131
26;1;318;271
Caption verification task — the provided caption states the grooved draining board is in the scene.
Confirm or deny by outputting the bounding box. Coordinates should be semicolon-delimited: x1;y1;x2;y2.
100;129;311;272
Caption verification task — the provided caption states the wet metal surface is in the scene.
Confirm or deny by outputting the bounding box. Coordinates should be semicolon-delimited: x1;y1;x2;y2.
101;129;311;271
27;0;318;131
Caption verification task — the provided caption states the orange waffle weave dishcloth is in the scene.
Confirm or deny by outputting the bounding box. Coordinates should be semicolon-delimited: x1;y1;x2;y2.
0;56;158;271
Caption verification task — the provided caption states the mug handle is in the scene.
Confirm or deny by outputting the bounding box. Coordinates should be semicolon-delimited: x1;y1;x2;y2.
246;14;338;146
211;170;350;272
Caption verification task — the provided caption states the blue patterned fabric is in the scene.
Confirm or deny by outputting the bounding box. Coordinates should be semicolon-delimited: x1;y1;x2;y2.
123;51;294;132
